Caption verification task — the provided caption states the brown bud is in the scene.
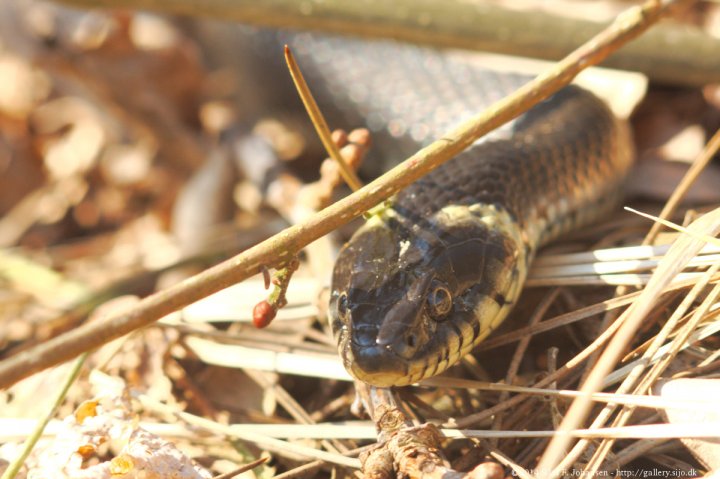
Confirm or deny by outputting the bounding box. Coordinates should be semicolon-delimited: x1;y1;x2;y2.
331;129;349;148
253;300;276;328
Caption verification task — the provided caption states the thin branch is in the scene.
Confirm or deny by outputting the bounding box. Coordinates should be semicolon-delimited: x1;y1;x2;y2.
0;0;692;389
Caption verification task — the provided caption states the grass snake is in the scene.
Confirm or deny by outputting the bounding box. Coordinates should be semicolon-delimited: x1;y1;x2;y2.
254;30;635;387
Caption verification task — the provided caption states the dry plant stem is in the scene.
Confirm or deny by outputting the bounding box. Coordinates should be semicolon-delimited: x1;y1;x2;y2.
450;423;720;440
490;450;533;479
165;355;218;419
365;396;466;479
285;46;362;192
539;206;720;478
683;354;720;377
446;281;710;429
547;348;563;431
211;457;268;479
268;258;300;310
362;422;448;479
629;207;720;248
618;263;720;392
0;0;687;390
700;349;720;366
271;461;323;479
310;394;355;422
422;378;716;411
554;128;720;473
613;439;673;469
399;389;452;422
273;445;374;479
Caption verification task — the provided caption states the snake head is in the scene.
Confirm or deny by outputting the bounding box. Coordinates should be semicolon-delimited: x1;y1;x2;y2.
329;206;525;387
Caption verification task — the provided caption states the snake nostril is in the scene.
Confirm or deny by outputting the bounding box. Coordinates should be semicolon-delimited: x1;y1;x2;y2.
406;334;416;348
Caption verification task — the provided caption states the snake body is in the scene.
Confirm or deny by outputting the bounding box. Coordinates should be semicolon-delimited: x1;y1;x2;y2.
257;31;634;387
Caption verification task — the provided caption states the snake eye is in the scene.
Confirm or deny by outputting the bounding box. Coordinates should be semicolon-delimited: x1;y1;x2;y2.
337;292;350;319
427;283;452;319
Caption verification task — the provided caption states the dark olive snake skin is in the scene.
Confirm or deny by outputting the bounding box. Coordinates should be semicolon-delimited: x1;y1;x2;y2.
255;30;634;387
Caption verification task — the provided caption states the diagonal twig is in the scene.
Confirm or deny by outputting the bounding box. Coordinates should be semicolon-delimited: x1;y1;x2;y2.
284;45;363;192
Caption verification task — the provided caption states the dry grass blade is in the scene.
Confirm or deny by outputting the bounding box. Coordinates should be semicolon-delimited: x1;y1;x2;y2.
420;378;718;412
526;272;705;287
49;0;720;87
6;416;719;441
216;416;720;441
490;450;534;479
528;238;720;286
628;207;720;248
532;242;710;266
445;423;720;440
242;369;349;457
210;457;268;479
284;45;363;192
455;300;640;430
532;252;720;277
0;353;88;479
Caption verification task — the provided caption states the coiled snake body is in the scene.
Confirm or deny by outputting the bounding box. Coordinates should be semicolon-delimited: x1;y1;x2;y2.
271;32;634;387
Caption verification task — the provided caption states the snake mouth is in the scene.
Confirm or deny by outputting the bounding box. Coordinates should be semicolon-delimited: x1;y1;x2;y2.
347;343;412;387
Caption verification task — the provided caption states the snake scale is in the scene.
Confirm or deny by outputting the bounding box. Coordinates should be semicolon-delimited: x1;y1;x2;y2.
249;30;634;387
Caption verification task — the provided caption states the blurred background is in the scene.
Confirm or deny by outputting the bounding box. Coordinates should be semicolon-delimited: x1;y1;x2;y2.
1;1;720;477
